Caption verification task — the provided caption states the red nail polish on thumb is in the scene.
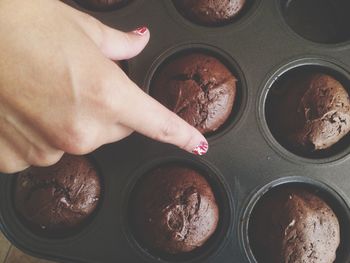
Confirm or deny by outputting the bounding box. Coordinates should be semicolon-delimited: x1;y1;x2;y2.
133;26;148;36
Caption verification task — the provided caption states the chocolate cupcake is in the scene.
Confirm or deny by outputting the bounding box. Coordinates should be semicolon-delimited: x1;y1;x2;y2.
268;73;350;152
173;0;246;26
249;187;340;263
152;53;237;135
14;155;101;235
130;165;219;254
74;0;129;11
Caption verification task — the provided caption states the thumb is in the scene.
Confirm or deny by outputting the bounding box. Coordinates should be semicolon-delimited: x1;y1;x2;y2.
78;14;150;60
98;26;150;60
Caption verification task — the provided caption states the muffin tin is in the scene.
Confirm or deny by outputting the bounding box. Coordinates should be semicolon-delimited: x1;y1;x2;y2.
1;0;350;262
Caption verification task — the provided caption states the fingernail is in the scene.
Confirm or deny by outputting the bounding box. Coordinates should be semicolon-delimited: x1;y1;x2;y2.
133;26;148;36
192;141;209;156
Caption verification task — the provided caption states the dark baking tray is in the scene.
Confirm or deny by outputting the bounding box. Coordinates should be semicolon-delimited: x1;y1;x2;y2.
1;0;350;262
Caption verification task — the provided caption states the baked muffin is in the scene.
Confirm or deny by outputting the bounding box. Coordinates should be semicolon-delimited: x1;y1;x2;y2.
268;73;350;152
14;154;101;235
130;164;219;254
173;0;246;26
152;53;237;135
74;0;129;11
249;187;340;263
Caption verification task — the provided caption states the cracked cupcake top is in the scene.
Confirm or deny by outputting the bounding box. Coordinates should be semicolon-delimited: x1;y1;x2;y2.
14;155;101;235
173;0;246;26
152;53;237;135
249;187;340;263
270;73;350;152
130;164;219;254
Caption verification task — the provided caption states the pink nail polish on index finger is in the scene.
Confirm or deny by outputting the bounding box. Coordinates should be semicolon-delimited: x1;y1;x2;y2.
192;141;209;155
133;26;148;36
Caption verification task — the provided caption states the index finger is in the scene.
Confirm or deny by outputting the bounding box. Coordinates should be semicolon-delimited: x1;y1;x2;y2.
114;75;208;155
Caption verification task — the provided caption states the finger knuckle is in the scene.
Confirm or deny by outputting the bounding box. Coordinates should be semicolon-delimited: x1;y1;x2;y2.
66;121;98;155
155;115;179;142
28;149;63;167
0;158;28;174
57;122;95;155
67;131;91;155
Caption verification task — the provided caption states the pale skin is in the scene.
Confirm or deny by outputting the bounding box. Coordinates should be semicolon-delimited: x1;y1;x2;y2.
0;0;208;174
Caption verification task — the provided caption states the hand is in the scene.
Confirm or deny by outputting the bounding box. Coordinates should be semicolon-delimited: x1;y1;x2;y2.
0;0;208;173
